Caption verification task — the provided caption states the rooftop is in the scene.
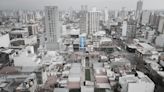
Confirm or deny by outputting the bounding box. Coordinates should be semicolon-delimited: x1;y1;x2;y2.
69;29;80;35
138;42;154;50
0;49;15;54
10;28;28;34
0;66;18;75
54;88;69;92
119;71;154;84
13;49;40;67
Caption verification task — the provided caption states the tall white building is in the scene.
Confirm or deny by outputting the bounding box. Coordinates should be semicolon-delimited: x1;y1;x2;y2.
158;15;164;34
45;6;60;51
102;7;109;24
141;10;151;25
127;24;137;38
155;34;164;47
119;7;127;20
136;0;143;23
88;8;101;35
80;5;88;34
122;21;128;37
104;8;109;23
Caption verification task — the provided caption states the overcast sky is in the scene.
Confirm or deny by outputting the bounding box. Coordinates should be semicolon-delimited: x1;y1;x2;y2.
0;0;164;10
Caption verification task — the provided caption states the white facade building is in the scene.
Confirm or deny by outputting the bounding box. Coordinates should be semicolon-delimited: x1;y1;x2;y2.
122;21;127;36
24;35;37;45
102;7;109;24
158;15;164;34
141;10;151;25
88;8;101;35
80;5;88;34
119;71;155;92
62;25;67;36
0;34;10;48
13;46;40;67
155;34;164;47
45;6;60;51
28;23;39;36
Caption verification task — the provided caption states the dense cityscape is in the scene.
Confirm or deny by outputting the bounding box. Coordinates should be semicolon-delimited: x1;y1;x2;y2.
0;0;164;92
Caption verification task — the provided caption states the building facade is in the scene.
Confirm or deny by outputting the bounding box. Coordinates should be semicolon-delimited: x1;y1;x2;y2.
158;15;164;34
122;21;128;37
45;6;60;51
136;0;143;23
0;34;10;48
80;5;88;34
88;8;101;35
141;10;151;25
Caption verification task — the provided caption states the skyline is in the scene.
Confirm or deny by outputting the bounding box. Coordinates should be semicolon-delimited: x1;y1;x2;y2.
0;0;164;10
1;0;164;92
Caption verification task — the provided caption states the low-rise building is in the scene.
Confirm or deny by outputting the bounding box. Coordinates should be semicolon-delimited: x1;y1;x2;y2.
119;71;155;92
0;33;10;48
9;27;29;40
27;23;39;36
16;73;38;92
0;49;15;68
13;46;41;67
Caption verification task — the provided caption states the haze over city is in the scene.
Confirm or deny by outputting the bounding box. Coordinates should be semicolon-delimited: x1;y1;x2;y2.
1;0;164;92
0;0;164;10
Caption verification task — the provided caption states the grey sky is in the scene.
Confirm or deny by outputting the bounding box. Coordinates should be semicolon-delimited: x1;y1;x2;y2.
0;0;164;10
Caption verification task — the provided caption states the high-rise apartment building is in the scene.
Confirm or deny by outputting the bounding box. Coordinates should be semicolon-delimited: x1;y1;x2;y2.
102;7;109;24
45;6;60;51
149;12;160;29
119;7;127;20
80;5;88;34
141;10;151;25
127;24;137;38
136;0;143;23
88;8;101;35
122;21;128;37
158;15;164;34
